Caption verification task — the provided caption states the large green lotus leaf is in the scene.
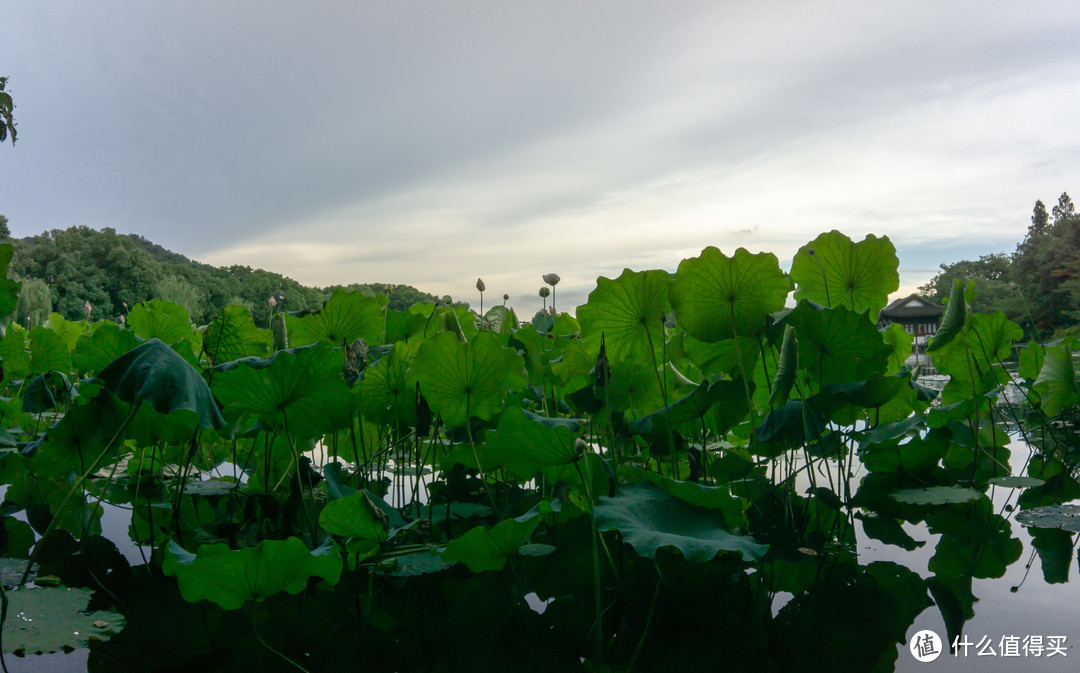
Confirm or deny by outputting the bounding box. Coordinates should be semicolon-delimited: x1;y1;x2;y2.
508;324;546;385
670;247;790;342
622;468;748;531
43;313;86;351
441;510;542;573
550;340;595;388
858;426;949;474
782;302;891;385
0;244;21;320
212;342;352;439
483;305;517;336
601;360;664;415
202;305;272;365
71;323;139;375
410;331;527;427
286;288;386;348
1033;343;1079;416
97;338;224;429
2;586;125;654
319;489;389;541
628;378;730;437
356;340;419;425
790;231;899;319
988;476;1045;488
681;334;760;381
28;326;70;375
385;307;430;343
594;482;767;562
931;312;1023;405
880;322;913;375
127;299;195;347
578;268;670;364
163;537;343;610
484;407;581;479
1018;340;1045;381
0;324;29;379
820;372;907;409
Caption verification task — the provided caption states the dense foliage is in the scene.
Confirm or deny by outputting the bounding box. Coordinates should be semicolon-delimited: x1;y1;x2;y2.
921;191;1080;337
0;231;1076;672
7;226;453;326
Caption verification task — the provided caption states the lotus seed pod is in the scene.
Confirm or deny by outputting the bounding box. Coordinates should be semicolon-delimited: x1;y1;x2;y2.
476;278;486;292
543;273;561;286
539;287;550;298
503;293;509;301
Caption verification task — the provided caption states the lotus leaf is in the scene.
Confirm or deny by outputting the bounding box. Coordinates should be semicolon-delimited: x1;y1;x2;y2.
319;489;389;541
410;331;527;427
669;247;790;342
594;482;766;562
286;288;385;348
782;301;892;385
790;231;899;319
98;338;225;429
442;511;542;572
1033;343;1079;416
1015;505;1080;533
71;323;139;375
211;342;351;439
2;586;124;654
889;486;982;505
127;299;195;348
164;537;343;610
0;244;21;320
28;326;70;375
578;268;670;363
202;305;272;365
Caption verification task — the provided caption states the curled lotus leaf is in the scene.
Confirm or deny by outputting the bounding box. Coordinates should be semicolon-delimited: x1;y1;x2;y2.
97;338;225;429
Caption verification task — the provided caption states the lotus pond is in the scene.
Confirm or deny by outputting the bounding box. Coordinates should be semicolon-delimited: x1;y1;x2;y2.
0;232;1077;672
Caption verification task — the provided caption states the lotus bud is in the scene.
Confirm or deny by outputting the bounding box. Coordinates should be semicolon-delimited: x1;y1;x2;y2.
543;273;561;286
83;301;92;315
539;287;550;298
476;278;486;292
269;295;277;308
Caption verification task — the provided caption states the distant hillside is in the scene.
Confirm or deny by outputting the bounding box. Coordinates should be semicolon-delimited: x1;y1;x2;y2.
9;226;451;327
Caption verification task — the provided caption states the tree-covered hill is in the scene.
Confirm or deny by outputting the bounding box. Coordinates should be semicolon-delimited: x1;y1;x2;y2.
7;226;453;327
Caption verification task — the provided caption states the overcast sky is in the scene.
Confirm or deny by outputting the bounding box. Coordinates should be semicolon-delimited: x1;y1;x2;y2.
2;1;1079;312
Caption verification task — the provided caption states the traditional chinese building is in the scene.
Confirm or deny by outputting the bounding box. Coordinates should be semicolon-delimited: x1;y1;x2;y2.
877;294;946;347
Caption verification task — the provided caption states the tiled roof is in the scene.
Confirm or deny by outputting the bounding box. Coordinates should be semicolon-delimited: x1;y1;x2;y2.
880;294;945;319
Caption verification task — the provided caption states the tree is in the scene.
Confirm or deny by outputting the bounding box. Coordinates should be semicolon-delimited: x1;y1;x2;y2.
919;253;1023;320
0;76;14;145
0;215;9;240
15;278;52;329
1052;192;1075;224
1031;200;1049;237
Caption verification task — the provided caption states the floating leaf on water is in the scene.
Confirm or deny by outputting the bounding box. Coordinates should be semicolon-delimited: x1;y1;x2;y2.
518;543;557;557
889;486;982;505
1015;505;1080;533
988;476;1045;489
2;586;125;654
374;551;455;577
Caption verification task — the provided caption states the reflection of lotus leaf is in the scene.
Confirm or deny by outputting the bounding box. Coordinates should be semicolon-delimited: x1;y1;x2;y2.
1016;505;1080;533
889;486;982;505
988;476;1045;489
